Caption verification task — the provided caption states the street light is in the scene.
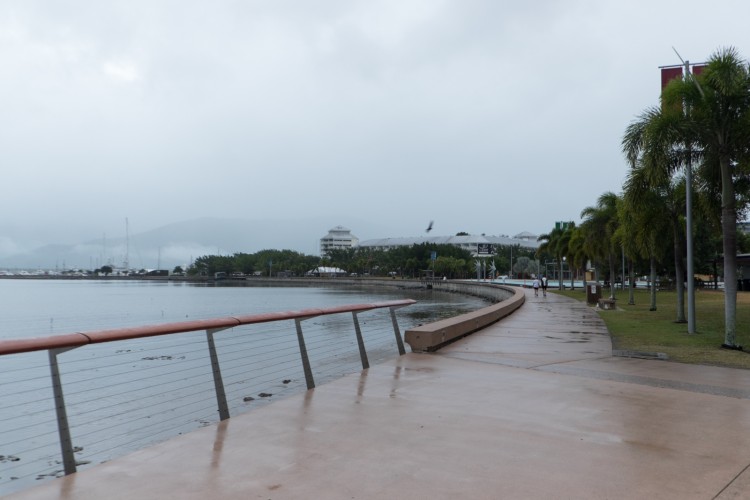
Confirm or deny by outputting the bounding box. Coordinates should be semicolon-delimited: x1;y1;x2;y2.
661;51;698;333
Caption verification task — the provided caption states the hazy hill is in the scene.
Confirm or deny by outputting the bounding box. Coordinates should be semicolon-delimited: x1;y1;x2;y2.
0;217;389;271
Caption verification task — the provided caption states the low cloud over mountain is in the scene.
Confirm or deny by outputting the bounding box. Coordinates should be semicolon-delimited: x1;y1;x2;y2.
0;217;390;271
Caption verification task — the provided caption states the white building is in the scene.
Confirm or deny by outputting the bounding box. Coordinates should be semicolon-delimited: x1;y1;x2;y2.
357;232;539;256
320;226;359;256
512;231;539;242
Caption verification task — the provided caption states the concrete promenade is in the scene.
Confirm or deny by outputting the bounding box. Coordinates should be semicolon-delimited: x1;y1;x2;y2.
9;290;750;499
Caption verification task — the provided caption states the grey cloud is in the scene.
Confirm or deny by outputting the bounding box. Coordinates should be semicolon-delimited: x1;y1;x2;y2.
1;0;748;265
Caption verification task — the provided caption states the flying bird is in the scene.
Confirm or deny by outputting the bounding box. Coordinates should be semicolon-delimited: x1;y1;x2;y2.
426;220;434;233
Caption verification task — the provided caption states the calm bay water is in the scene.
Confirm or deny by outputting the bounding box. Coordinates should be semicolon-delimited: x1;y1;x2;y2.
0;279;488;494
0;279;486;340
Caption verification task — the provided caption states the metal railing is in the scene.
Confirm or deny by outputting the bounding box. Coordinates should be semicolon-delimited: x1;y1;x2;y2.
0;299;414;491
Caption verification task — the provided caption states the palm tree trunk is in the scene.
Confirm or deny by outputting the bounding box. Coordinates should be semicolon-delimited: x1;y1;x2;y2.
649;255;657;311
628;258;635;305
570;265;575;291
608;254;616;300
720;158;738;346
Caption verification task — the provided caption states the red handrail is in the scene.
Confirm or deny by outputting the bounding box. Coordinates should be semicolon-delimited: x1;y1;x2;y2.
0;299;417;356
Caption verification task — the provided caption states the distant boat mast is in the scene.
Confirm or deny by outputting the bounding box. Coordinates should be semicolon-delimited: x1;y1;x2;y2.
124;218;130;271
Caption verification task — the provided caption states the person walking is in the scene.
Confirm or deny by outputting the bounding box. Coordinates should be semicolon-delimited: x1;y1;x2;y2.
533;276;540;297
542;275;548;297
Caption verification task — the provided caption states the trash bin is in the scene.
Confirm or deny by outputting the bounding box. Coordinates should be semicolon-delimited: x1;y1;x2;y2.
586;282;602;305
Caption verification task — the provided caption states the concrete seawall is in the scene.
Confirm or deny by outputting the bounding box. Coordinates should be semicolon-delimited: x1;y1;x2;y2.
26;275;520;353
404;282;524;351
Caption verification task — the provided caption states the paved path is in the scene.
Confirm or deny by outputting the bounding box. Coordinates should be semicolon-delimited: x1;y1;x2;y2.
9;290;750;499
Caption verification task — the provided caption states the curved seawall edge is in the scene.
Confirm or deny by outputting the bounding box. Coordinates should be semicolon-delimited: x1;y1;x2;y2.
404;282;525;352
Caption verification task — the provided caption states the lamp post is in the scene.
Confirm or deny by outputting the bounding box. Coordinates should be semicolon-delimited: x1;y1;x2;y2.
684;58;697;333
661;54;697;333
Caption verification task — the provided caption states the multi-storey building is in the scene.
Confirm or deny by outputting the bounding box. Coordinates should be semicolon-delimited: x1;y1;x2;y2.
319;226;359;256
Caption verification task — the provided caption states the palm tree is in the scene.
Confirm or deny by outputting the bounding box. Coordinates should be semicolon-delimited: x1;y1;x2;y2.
622;111;689;320
566;225;587;290
537;226;569;290
580;192;620;300
559;223;577;290
617;165;676;312
558;226;574;289
661;47;750;347
613;200;638;306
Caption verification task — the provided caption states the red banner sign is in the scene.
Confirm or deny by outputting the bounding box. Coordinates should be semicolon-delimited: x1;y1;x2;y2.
661;67;683;91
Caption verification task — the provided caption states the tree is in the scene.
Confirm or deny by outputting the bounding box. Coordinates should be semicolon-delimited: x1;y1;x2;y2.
566;225;587;290
326;248;356;272
622;112;689;318
100;265;113;276
513;256;538;279
557;225;574;289
434;256;467;279
580;192;621;299
537;226;570;290
617;167;674;312
660;47;750;346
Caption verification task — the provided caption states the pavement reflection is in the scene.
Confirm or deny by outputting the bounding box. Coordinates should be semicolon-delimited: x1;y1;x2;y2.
9;289;750;500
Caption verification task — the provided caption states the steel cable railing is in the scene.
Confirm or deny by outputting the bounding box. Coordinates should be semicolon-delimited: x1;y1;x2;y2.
0;299;414;495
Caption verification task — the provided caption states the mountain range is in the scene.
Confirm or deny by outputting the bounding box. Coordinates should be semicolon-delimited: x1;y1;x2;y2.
0;217;391;271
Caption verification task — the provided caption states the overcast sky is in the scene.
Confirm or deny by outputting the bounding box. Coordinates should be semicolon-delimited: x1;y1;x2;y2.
1;0;748;257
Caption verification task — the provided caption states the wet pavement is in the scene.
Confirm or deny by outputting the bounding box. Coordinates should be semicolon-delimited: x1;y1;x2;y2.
8;289;750;499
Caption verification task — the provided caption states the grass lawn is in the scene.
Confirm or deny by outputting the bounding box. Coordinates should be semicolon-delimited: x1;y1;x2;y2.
551;287;750;369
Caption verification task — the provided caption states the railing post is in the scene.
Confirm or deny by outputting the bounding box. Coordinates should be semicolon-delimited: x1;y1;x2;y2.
295;318;316;390
389;306;407;355
351;312;369;370
206;328;230;421
48;347;78;476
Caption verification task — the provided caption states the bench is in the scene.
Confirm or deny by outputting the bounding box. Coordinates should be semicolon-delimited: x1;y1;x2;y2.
597;298;616;310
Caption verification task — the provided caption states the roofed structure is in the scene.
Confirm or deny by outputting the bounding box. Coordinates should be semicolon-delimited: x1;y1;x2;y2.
512;231;538;241
357;233;539;256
